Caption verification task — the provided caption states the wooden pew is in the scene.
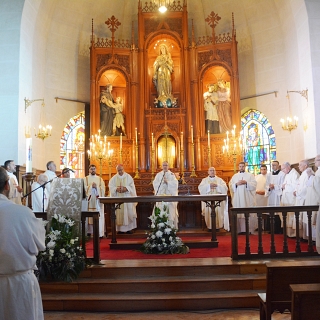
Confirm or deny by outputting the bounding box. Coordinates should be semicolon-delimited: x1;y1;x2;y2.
258;261;320;320
290;283;320;320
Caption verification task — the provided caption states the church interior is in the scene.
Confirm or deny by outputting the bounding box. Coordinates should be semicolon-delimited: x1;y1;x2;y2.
1;0;320;318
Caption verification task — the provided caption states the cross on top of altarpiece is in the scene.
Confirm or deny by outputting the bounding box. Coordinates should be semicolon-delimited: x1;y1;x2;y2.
205;11;221;45
205;11;221;29
105;15;121;34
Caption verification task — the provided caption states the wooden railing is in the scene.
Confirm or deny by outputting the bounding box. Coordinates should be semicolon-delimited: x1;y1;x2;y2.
230;205;319;260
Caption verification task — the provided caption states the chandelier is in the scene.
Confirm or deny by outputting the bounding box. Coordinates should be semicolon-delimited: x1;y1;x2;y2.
280;92;298;132
24;98;52;140
154;0;172;13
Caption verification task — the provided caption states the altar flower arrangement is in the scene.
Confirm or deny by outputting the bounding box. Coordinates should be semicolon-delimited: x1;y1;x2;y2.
141;202;189;254
36;214;86;282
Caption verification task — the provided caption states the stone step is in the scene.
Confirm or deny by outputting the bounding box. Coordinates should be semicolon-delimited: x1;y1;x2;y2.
42;290;261;312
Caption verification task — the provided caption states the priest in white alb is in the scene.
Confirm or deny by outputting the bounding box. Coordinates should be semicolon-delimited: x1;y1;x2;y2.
109;164;137;234
265;160;285;233
305;154;320;252
31;174;49;212
294;160;311;239
4;160;23;204
0;167;46;320
198;166;229;231
83;164;106;237
280;161;300;237
229;162;257;234
43;160;57;194
153;161;179;229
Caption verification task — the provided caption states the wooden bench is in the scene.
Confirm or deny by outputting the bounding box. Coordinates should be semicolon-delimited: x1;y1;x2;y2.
258;261;320;320
290;283;320;320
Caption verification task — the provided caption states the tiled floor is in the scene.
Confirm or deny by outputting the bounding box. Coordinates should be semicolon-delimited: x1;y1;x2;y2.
44;309;291;319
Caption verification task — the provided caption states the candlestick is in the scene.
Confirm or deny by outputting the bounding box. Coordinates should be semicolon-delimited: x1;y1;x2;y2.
26;138;32;173
152;133;154;149
120;133;122;150
135;128;138;144
191;125;194;144
180;132;183;149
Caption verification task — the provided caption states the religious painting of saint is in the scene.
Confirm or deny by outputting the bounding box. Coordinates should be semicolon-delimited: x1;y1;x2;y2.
244;122;268;173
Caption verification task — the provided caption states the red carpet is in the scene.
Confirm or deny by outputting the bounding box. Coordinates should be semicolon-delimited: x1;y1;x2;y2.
86;234;314;260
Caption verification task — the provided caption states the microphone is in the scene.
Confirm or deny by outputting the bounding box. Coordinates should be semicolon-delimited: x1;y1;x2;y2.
66;168;75;173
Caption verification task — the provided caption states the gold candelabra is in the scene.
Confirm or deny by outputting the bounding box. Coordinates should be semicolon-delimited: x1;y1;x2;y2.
87;130;108;177
223;125;245;173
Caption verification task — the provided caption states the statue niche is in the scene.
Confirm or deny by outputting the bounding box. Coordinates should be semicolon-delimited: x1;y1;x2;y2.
151;41;178;108
99;69;126;137
202;66;233;134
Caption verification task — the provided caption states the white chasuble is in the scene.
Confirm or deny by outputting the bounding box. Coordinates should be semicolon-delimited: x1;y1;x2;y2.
198;176;229;230
109;172;137;232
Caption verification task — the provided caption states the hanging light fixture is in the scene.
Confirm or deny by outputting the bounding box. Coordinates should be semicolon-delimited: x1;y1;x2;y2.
154;0;171;13
24;98;52;140
280;92;298;132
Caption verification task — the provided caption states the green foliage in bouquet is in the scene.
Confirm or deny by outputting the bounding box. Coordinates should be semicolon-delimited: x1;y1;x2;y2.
36;214;87;282
141;202;189;254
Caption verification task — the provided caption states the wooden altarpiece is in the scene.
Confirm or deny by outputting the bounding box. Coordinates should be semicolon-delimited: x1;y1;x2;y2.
89;0;241;183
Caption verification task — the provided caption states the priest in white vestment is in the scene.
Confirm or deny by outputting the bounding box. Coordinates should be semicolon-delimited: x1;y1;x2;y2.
294;160;311;239
254;165;268;231
198;167;229;231
229;162;257;234
109;164;137;234
31;174;49;212
280;162;300;237
83;164;106;237
305;155;320;251
43;160;57;194
0;167;46;320
4;160;23;204
265;160;285;233
153;161;179;229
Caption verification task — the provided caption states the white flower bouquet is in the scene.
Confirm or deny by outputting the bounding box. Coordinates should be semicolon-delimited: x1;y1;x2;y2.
141;202;189;254
36;214;87;282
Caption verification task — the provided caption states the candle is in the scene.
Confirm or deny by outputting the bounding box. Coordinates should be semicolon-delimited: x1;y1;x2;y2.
191;125;194;144
104;135;106;143
120;133;122;150
135;128;138;144
207;130;210;148
26;138;32;173
152;133;154;149
180;132;183;149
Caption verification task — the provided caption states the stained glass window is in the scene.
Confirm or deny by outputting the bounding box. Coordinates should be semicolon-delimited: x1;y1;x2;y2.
241;109;276;174
60;112;85;178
